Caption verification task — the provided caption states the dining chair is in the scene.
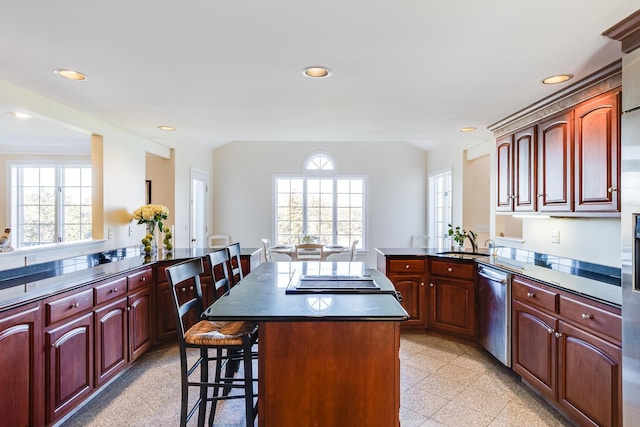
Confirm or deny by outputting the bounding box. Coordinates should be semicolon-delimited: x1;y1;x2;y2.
164;257;258;427
226;242;244;286
208;234;230;249
295;243;326;261
261;238;272;262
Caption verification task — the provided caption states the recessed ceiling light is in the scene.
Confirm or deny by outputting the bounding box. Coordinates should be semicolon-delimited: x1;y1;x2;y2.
7;111;32;119
303;66;332;79
459;127;476;133
542;74;573;85
54;69;87;81
158;125;176;131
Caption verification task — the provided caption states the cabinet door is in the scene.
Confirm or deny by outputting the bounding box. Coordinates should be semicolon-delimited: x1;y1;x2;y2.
428;277;475;337
557;320;622;427
538;111;573;212
94;297;128;387
0;302;43;427
574;90;620;212
128;286;153;362
512;300;558;402
496;135;513;211
46;312;94;424
513;126;537;212
387;274;426;328
156;280;178;342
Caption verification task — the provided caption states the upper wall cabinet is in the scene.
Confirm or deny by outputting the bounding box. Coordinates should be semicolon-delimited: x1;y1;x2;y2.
574;89;620;212
493;75;621;217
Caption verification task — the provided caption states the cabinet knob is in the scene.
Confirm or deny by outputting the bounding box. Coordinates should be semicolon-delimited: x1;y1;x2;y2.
447;267;453;272
127;306;131;311
429;283;434;287
111;287;118;293
420;282;424;287
527;291;535;298
140;276;146;282
70;302;79;309
181;287;186;292
547;328;554;335
608;187;618;193
405;264;410;269
189;286;194;290
537;193;544;198
581;313;593;320
555;332;563;338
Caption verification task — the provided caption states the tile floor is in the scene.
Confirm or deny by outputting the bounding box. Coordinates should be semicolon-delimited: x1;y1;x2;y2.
60;333;574;427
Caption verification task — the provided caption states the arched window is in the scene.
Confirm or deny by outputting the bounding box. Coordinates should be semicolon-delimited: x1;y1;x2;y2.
273;152;365;250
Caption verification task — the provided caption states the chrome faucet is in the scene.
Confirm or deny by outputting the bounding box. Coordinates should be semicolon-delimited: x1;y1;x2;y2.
467;230;478;253
485;239;497;256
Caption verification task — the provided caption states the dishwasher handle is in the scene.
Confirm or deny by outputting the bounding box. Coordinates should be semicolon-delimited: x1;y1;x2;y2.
478;266;509;284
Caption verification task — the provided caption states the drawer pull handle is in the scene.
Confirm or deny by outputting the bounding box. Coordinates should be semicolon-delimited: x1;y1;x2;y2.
140;276;147;282
71;302;79;309
181;287;186;292
608;187;618;193
189;286;194;291
547;328;554;334
447;267;453;272
527;292;535;298
420;282;424;287
581;313;593;320
405;264;410;269
555;332;563;338
429;283;434;288
110;287;118;293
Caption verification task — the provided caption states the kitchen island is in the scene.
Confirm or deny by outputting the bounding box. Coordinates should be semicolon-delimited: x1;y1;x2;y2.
202;261;408;427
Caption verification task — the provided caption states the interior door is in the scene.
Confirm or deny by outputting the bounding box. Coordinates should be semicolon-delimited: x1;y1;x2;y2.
190;168;208;249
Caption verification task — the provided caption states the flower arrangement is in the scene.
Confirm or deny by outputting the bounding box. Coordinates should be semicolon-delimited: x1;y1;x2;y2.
299;233;316;244
447;224;468;247
132;204;169;255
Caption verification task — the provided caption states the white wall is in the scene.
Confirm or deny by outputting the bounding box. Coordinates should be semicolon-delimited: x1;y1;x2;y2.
211;140;428;266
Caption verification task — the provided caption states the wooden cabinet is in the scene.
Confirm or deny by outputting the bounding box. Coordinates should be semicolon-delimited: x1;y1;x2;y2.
496;134;513;212
496;88;620;215
428;259;476;338
94;297;128;387
0;302;44;427
128;285;153;362
512;275;621;427
45;311;94;424
574;89;620;212
377;256;427;328
538;111;573;212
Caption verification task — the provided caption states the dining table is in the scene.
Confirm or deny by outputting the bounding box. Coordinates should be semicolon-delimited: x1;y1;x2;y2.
268;244;349;261
201;261;408;426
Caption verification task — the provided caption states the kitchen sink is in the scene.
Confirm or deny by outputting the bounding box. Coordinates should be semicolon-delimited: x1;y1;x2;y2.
436;251;490;259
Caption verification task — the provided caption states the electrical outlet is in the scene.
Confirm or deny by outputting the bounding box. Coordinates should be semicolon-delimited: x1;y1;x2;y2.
108;228;114;239
551;230;560;244
25;255;38;265
475;224;490;233
128;226;134;237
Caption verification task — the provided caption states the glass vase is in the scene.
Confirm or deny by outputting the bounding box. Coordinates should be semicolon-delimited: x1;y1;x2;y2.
143;222;158;255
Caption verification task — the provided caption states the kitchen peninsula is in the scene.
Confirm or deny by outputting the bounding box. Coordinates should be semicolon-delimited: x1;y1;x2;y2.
202;261;408;427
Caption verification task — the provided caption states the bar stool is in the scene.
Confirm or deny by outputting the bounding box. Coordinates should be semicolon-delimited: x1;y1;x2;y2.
165;257;258;427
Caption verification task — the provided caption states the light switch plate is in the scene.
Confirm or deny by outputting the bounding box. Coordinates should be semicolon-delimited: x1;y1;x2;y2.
551;230;560;243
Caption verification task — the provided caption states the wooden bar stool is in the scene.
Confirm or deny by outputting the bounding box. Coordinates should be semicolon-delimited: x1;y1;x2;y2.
165;257;258;427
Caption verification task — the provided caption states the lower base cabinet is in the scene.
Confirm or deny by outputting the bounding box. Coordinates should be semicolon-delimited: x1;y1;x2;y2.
46;312;94;425
95;298;128;387
0;302;44;427
512;276;622;427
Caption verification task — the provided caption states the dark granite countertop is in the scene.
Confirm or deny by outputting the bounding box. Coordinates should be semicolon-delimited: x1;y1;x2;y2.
0;247;261;312
376;247;622;308
202;262;409;321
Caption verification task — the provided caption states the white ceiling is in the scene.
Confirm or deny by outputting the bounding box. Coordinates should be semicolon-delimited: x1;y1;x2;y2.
1;1;638;152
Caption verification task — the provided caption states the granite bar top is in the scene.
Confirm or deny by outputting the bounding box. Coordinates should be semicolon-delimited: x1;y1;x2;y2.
376;247;622;308
202;262;409;322
0;247;261;312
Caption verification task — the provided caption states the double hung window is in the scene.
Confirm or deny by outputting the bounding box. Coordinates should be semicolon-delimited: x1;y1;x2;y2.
10;163;92;247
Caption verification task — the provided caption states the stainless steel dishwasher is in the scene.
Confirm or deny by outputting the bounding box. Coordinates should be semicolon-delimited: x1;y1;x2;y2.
477;265;511;367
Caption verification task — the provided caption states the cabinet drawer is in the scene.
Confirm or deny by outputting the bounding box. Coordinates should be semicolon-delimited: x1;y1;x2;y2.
388;259;425;274
46;289;93;325
94;276;128;305
430;259;474;279
128;268;153;291
559;295;621;342
512;276;558;313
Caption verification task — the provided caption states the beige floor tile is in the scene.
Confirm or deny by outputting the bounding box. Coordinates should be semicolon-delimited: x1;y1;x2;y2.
454;386;511;418
430;400;495;427
401;363;432;390
470;370;522;399
404;350;451;372
401;388;450;418
413;372;468;400
435;361;484;384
